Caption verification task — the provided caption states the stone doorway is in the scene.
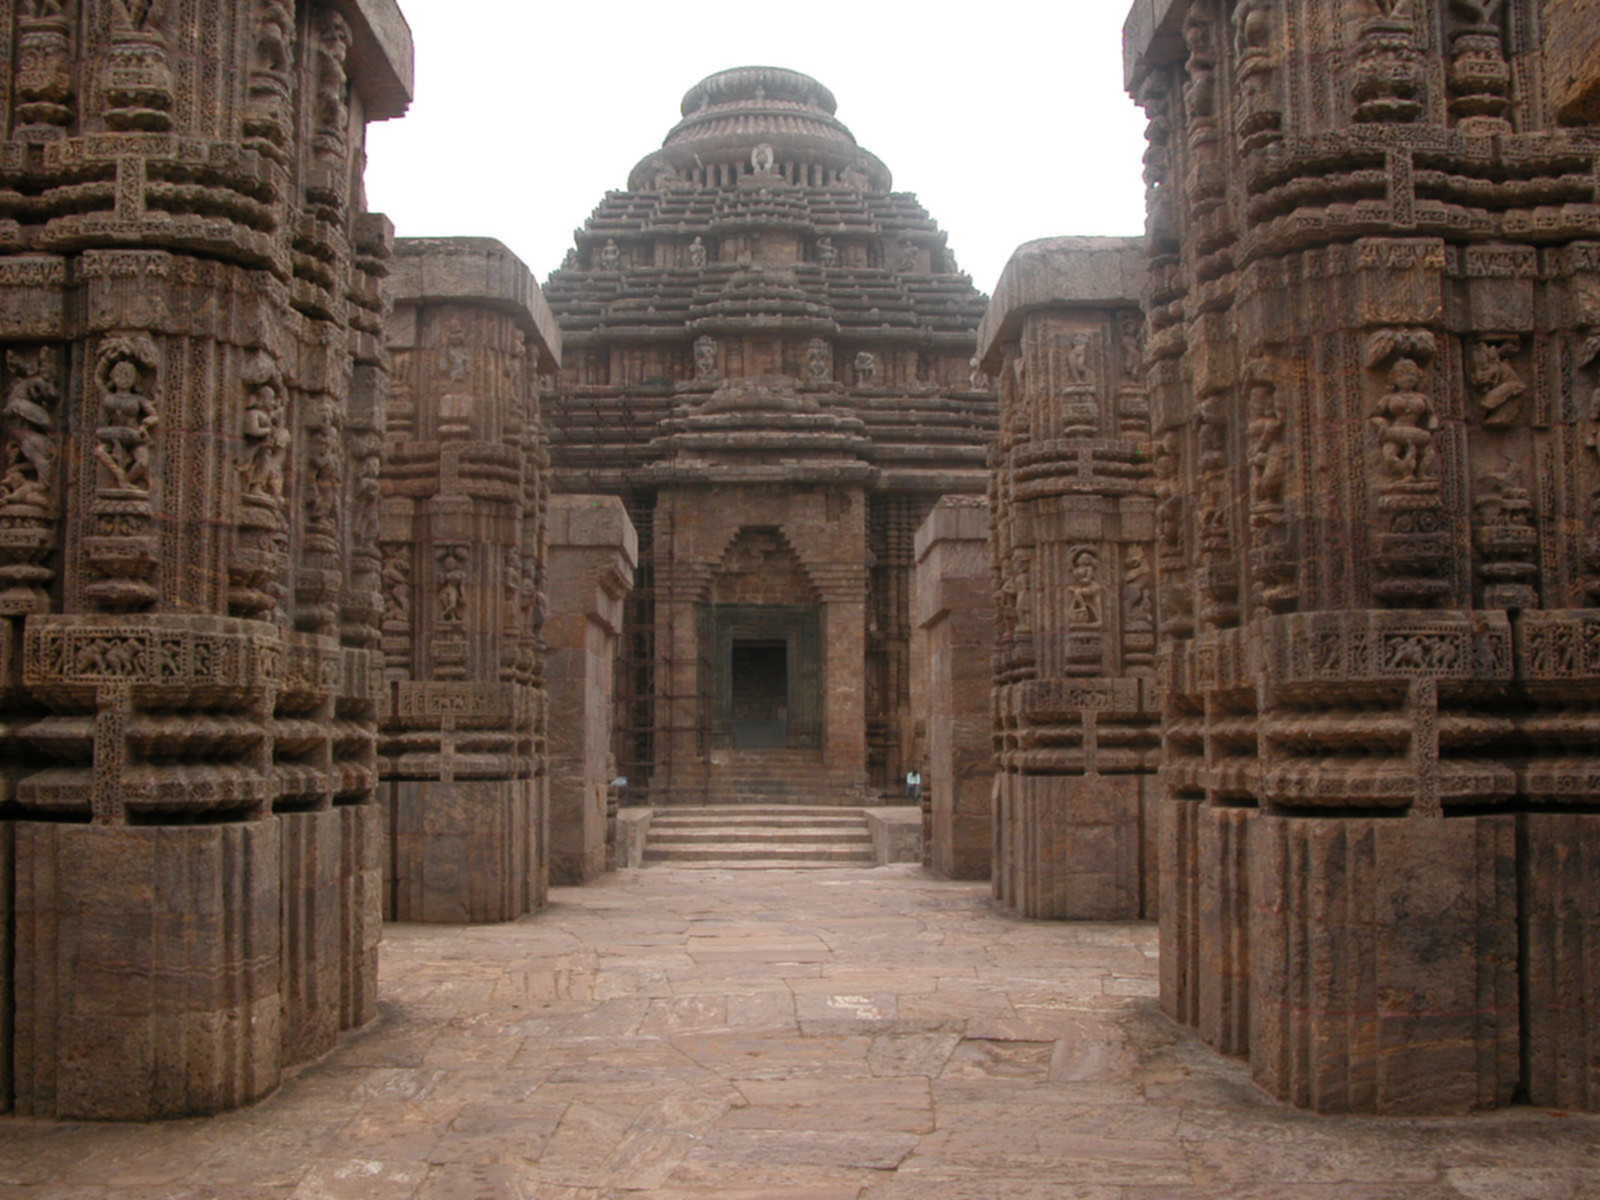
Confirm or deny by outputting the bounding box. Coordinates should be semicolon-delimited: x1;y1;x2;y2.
710;605;822;752
730;639;788;748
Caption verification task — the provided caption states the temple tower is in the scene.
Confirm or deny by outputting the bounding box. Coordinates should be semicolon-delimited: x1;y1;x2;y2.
545;66;997;806
1126;0;1600;1113
0;0;412;1119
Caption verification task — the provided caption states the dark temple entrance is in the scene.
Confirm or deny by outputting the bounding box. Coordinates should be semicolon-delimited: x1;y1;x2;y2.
731;640;788;749
710;606;823;752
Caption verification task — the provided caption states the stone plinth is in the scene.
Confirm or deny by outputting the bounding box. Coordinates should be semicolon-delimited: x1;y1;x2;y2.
1126;0;1600;1113
546;495;637;884
12;823;283;1120
977;236;1157;920
0;0;410;1120
912;496;995;880
380;238;561;924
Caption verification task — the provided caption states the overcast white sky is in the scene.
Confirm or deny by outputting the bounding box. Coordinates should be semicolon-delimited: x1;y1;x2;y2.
365;1;1148;297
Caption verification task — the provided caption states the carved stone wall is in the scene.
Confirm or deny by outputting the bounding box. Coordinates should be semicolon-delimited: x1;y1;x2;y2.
1125;0;1600;1113
0;0;412;1121
546;494;636;884
380;237;559;924
912;496;995;880
976;237;1158;920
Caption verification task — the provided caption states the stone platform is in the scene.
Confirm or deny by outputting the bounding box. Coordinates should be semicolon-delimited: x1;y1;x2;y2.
2;866;1593;1197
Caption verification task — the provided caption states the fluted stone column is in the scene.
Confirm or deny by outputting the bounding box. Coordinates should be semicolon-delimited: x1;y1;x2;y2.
379;238;560;924
0;0;412;1120
977;237;1157;920
1127;0;1600;1113
546;495;636;883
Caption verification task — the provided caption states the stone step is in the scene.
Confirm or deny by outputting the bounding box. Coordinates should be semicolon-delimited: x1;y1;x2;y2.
654;806;864;817
651;814;868;830
640;859;866;871
644;842;877;864
648;827;872;846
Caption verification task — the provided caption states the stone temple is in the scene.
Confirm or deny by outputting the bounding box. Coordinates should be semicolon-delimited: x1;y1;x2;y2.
6;0;1600;1182
542;66;997;808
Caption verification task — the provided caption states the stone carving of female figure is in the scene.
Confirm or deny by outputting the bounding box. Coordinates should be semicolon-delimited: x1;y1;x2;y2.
1371;357;1439;483
1246;370;1287;505
2;349;57;507
240;379;289;501
1068;549;1104;628
96;357;158;493
689;237;707;268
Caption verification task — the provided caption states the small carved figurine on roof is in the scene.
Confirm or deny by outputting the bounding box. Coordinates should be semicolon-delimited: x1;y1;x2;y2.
751;143;776;173
599;239;621;271
816;237;837;268
689;237;707;268
854;350;879;386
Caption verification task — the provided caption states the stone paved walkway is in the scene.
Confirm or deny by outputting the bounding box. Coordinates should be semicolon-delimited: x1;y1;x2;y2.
3;864;1598;1199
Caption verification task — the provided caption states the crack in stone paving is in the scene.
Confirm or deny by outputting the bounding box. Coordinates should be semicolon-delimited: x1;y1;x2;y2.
3;863;1596;1199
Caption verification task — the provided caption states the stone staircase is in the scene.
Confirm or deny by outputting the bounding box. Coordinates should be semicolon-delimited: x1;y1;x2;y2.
642;806;876;869
699;750;830;806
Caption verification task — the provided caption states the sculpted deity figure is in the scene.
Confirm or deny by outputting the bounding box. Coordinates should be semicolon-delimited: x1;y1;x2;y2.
1155;430;1184;547
306;422;342;528
854;350;879;386
816;237;837;268
1119;313;1144;378
438;319;470;382
897;241;918;272
437;548;468;624
1068;549;1104;628
688;236;707;268
693;336;719;382
1371;357;1440;483
1065;335;1093;384
969;357;991;391
1123;547;1154;629
381;549;410;625
95;354;158;494
599;239;622;272
1246;366;1287;505
1472;338;1526;428
2;349;58;508
239;377;289;501
805;338;832;383
751;143;776;173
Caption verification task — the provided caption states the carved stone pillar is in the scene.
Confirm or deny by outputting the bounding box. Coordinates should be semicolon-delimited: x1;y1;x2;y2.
977;237;1158;920
912;496;995;880
0;0;412;1121
1126;0;1600;1114
545;495;637;884
379;238;560;924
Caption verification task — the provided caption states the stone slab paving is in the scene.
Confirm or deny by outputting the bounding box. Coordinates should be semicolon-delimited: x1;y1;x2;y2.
2;864;1597;1199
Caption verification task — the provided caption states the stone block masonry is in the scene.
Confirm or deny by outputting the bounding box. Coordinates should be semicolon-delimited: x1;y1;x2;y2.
977;237;1159;920
912;496;996;880
0;0;412;1119
546;494;637;883
380;237;561;924
1125;0;1600;1114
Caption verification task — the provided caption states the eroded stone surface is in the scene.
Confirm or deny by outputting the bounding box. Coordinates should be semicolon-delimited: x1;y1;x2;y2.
2;866;1591;1196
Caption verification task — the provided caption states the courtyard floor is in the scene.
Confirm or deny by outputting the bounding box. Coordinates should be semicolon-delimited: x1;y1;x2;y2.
3;864;1598;1199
